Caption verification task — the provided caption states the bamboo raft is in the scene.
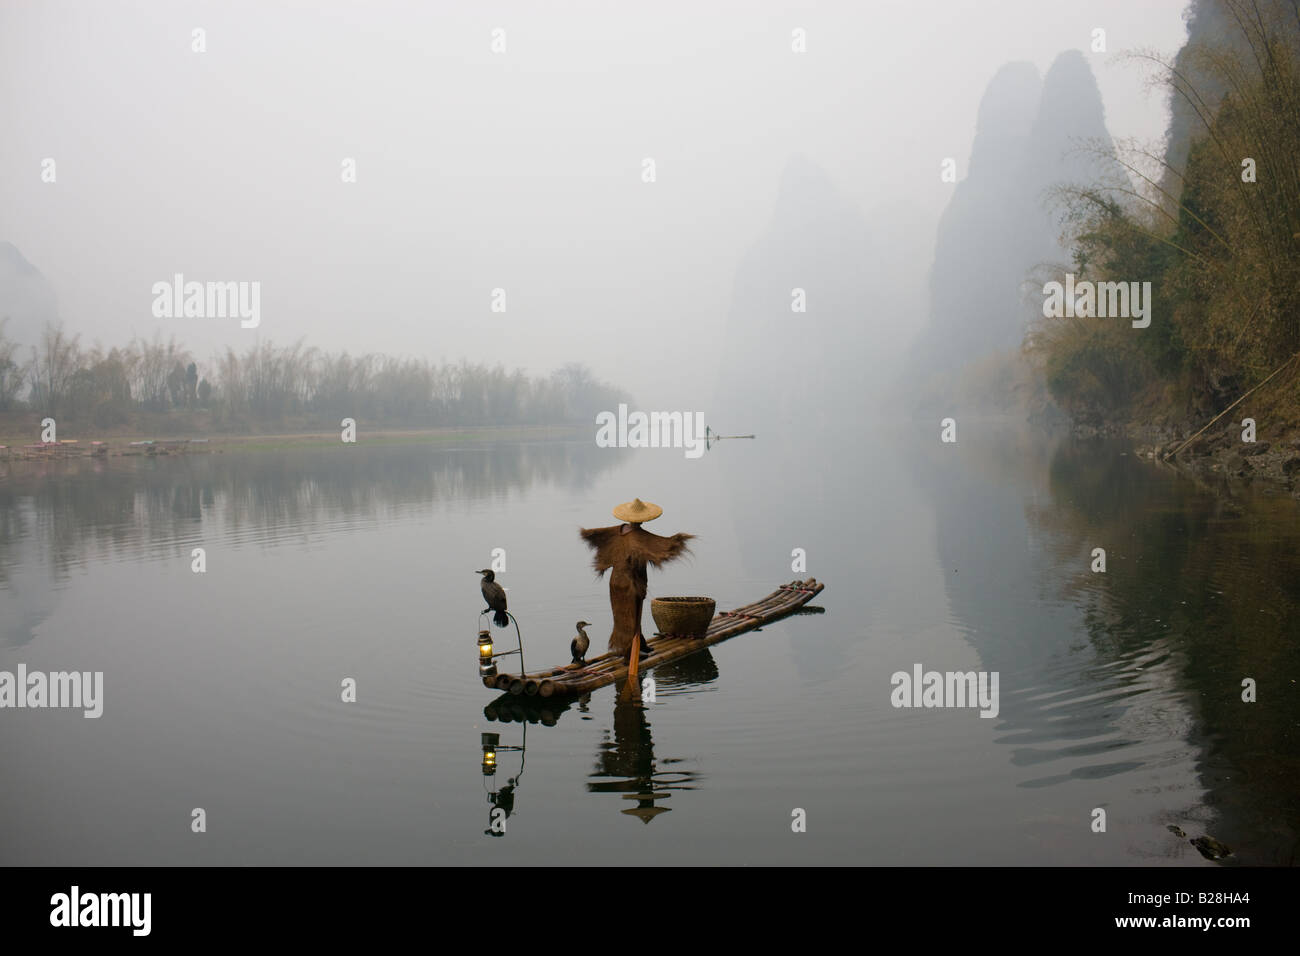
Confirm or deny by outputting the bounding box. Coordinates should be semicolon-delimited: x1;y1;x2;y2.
482;578;824;698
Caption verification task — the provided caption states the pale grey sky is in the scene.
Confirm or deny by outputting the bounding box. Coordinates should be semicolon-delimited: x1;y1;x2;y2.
1;0;1189;406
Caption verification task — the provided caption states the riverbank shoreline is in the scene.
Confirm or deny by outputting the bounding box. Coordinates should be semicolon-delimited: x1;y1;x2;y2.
0;423;590;463
1121;420;1300;499
1052;351;1300;500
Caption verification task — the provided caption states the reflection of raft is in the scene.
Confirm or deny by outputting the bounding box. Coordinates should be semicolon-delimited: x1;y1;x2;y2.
485;696;574;725
482;578;825;698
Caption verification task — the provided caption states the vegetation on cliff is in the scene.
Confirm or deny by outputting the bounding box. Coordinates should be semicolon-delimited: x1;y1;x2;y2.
1030;0;1300;431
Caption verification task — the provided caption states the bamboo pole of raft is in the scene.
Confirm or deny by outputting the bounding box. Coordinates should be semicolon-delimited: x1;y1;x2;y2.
624;634;641;696
486;579;824;698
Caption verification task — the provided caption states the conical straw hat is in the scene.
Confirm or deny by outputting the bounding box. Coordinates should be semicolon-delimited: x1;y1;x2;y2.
613;498;662;523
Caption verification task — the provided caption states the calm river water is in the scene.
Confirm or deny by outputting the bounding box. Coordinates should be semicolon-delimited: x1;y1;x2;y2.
1;422;1297;864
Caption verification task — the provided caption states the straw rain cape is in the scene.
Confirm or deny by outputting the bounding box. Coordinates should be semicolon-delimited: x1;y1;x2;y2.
579;524;694;658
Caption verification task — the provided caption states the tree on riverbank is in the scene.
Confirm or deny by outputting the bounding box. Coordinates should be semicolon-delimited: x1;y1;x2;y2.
0;322;630;433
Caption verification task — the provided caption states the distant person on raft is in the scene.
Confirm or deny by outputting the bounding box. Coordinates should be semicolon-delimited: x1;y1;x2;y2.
580;499;694;661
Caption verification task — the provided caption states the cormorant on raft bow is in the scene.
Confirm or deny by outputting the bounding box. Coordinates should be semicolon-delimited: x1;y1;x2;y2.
580;498;693;661
477;569;509;628
571;621;591;666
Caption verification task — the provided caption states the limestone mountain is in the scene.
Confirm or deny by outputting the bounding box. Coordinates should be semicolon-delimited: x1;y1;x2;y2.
713;155;928;433
0;241;58;354
908;52;1114;386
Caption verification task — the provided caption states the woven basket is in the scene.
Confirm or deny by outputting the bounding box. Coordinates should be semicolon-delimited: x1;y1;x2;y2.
651;596;715;638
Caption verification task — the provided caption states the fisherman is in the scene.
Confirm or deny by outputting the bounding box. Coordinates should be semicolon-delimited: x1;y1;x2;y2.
580;499;693;661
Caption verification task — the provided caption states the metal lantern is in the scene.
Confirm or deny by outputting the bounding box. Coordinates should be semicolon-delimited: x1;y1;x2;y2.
475;611;525;683
478;630;497;677
481;732;499;776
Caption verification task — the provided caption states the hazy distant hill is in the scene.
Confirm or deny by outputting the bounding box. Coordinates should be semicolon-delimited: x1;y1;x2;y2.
1028;50;1115;261
713;155;929;432
908;52;1114;385
911;62;1042;377
0;241;57;353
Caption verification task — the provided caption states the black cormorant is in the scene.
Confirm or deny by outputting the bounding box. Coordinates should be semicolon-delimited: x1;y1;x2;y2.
477;569;509;627
571;620;591;666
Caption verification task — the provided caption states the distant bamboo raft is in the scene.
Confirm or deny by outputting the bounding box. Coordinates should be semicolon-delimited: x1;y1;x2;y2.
483;578;825;698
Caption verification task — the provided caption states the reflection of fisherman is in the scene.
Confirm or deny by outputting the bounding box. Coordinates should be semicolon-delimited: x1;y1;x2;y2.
587;697;700;824
580;499;693;661
602;698;668;823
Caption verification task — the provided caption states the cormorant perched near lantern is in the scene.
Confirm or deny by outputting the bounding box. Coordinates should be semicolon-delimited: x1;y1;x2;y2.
580;499;693;661
477;569;509;628
571;621;592;666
